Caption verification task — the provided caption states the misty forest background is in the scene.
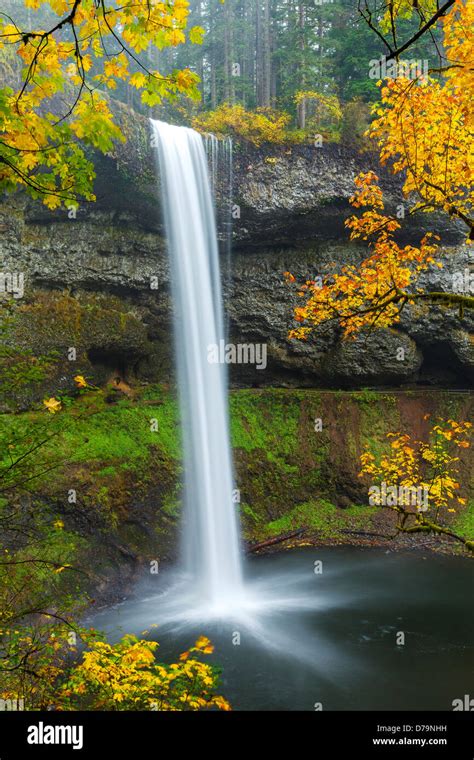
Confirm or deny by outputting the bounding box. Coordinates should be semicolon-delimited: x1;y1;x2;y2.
2;0;438;140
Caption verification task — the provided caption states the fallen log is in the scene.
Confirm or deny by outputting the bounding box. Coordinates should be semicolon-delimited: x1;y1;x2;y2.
340;529;392;539
246;528;307;554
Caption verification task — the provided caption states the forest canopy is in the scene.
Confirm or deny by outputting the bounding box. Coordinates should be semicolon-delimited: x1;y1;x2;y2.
1;0;470;206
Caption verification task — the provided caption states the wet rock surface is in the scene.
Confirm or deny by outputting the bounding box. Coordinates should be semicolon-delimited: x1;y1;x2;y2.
1;121;472;397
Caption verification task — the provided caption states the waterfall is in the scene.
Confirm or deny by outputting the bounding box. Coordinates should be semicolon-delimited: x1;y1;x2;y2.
151;120;243;610
205;133;233;340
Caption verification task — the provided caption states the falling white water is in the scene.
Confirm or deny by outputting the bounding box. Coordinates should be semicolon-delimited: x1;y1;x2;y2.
151;120;243;612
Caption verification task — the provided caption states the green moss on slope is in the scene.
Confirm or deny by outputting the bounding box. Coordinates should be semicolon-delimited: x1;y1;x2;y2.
0;386;471;554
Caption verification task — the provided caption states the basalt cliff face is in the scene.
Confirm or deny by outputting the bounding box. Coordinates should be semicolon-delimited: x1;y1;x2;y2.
0;106;472;407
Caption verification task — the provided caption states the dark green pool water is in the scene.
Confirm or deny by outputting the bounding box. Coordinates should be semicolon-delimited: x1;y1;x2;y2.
88;547;474;710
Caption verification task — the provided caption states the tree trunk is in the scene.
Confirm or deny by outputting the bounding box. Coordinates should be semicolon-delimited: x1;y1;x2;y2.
195;0;204;101
270;0;277;105
318;8;324;92
296;2;306;129
210;1;217;109
226;1;236;103
246;528;306;554
255;0;263;105
262;0;272;106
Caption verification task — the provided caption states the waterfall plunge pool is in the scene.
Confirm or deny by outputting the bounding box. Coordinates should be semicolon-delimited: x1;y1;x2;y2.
87;546;473;711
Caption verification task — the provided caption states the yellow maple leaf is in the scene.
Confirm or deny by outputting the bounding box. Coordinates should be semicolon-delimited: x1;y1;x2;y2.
195;636;212;650
43;397;62;413
74;375;88;388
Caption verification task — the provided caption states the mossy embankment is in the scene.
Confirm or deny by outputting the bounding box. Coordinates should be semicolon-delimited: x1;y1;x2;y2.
1;386;472;601
230;388;473;550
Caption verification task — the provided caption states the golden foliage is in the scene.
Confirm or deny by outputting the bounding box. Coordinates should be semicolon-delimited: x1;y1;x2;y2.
368;0;473;235
359;418;472;515
43;396;62;413
193;103;292;146
294;90;342;123
287;171;441;340
0;0;203;207
61;634;231;711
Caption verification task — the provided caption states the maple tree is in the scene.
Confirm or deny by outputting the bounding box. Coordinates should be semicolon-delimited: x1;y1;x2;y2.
0;624;95;709
0;392;230;710
358;417;473;551
193;95;342;145
193;102;292;146
286;171;473;341
0;387;107;705
368;0;473;238
287;0;472;341
0;0;203;208
0;482;87;708
358;0;458;62
0;623;231;710
60;633;231;710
